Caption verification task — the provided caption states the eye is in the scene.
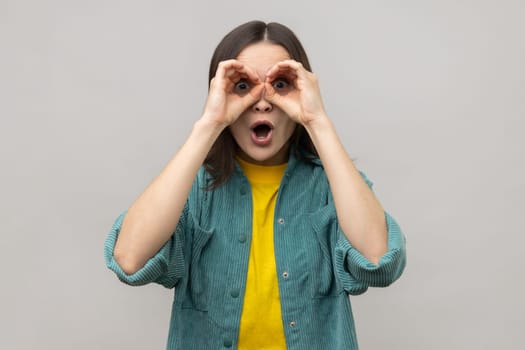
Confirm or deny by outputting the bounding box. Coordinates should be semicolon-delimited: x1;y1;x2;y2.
271;78;290;90
234;79;251;94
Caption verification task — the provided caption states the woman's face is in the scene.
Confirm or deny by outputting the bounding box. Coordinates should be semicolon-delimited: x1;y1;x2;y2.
229;42;297;165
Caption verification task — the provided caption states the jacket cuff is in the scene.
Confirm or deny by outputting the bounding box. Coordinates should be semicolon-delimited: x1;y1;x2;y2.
336;212;406;288
104;211;177;288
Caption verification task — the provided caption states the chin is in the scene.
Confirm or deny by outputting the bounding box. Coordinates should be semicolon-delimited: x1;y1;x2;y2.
237;143;290;165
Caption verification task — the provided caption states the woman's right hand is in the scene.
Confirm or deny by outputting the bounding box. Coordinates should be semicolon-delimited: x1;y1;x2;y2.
202;60;263;128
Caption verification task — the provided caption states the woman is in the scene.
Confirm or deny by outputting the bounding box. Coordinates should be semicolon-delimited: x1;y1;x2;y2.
105;20;406;350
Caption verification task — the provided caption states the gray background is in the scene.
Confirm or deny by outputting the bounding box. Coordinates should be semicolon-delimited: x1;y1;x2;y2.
2;0;523;349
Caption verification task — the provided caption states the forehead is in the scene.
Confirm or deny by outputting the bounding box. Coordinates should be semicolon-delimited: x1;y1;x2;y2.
236;42;290;74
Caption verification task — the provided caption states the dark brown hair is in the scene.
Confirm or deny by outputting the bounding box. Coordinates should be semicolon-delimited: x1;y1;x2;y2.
204;21;319;189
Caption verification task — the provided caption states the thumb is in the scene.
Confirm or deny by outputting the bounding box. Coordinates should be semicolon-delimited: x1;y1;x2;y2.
264;81;281;105
248;83;264;101
240;83;264;109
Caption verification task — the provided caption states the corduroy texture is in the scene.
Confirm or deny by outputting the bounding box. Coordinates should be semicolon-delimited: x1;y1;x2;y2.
104;151;407;350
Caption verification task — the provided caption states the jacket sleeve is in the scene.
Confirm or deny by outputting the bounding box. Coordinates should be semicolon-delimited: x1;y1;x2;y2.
334;171;407;295
104;206;188;289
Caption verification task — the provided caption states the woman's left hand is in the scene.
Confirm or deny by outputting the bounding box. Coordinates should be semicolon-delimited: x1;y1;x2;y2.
264;60;328;126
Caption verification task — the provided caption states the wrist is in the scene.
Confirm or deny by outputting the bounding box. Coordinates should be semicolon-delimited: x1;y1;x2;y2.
303;113;332;135
193;116;227;140
196;114;228;133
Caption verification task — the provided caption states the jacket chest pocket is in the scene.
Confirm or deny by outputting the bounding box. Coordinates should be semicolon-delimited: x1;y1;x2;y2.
182;225;214;311
307;205;344;298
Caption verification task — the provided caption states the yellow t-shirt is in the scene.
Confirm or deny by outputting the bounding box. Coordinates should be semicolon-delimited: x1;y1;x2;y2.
236;157;287;350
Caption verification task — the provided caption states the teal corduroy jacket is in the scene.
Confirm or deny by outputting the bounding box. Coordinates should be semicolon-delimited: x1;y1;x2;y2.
105;151;406;349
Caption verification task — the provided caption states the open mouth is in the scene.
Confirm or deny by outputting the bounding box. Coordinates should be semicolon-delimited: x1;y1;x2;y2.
250;120;274;146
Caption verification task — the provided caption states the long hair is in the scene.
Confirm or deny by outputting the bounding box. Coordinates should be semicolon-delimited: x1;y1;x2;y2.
204;21;319;189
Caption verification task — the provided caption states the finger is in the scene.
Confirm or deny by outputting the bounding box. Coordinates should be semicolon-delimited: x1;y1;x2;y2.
219;61;260;85
226;71;263;96
232;83;264;114
237;65;261;84
212;60;243;90
266;67;298;83
246;83;264;103
213;61;259;95
264;81;285;104
267;71;298;83
266;60;305;80
227;71;243;84
228;71;259;87
266;69;299;90
216;60;244;78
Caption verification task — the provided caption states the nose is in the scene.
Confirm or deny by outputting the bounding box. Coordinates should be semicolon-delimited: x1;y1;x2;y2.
252;90;273;113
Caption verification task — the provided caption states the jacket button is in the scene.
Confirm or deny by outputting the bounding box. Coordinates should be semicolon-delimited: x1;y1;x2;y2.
278;217;285;224
230;289;240;298
240;187;247;195
289;320;296;328
282;271;289;279
224;339;233;348
238;234;246;243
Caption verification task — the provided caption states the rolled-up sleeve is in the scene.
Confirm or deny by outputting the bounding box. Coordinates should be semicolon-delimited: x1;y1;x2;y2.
335;212;406;290
104;208;187;289
334;171;407;294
